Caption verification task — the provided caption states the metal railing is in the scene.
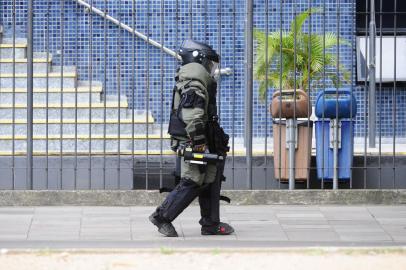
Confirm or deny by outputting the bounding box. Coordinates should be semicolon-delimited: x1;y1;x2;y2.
0;0;405;190
74;0;233;77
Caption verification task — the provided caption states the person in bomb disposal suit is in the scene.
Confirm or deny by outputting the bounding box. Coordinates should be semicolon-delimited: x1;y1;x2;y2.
149;40;234;237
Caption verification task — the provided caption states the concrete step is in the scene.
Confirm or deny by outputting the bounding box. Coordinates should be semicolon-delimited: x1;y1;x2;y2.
0;101;128;109
0;72;77;88
0;122;157;136
0;43;26;59
0;93;128;105
0;135;171;153
0;81;104;93
0;107;131;120
0;57;51;73
0;92;101;105
1;38;28;44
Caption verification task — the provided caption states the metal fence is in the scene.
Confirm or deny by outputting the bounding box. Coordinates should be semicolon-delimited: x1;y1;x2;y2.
0;0;405;190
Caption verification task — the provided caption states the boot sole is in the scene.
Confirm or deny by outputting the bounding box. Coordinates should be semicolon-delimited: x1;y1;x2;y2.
159;227;178;237
149;215;178;237
201;230;235;236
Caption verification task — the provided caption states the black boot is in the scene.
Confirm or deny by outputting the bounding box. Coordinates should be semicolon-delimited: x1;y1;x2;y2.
201;222;235;235
150;178;201;237
199;178;234;235
149;213;178;237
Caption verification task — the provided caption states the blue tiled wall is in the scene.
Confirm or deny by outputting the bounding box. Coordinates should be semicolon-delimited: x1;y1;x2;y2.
0;0;404;138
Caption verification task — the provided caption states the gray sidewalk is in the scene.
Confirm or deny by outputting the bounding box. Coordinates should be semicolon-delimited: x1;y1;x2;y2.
0;205;405;249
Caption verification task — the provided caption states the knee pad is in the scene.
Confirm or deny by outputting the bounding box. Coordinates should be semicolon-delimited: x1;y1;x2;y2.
159;178;201;222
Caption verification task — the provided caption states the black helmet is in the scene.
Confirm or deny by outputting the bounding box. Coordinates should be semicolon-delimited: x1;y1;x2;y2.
178;39;220;75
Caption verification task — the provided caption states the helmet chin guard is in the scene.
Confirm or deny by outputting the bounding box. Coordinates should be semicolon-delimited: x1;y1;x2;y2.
178;39;220;74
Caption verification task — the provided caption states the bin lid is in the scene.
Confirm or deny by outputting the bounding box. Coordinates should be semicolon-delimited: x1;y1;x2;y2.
315;88;357;119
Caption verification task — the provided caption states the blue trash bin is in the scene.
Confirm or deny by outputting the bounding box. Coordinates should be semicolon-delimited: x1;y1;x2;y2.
314;89;357;181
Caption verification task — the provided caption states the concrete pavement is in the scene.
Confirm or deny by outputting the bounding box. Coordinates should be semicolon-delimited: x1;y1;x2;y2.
0;205;405;248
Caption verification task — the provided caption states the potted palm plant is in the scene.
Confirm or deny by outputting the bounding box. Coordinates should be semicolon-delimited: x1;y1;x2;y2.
253;7;351;182
254;7;351;104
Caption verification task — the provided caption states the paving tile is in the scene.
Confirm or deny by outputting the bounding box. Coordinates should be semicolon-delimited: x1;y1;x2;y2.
380;224;406;233
0;234;28;240
367;206;406;212
235;232;287;241
0;225;30;234
281;224;332;230
270;206;321;212
233;224;287;241
225;205;277;213
0;218;32;226
181;224;237;241
131;224;158;232
278;219;329;225
227;220;279;225
28;221;80;240
80;227;130;233
129;206;155;213
80;231;131;241
328;219;380;226
226;212;277;221
82;217;130;223
323;212;374;221
131;220;154;227
278;216;327;222
319;207;376;222
31;219;80;226
35;206;82;212
376;218;406;225
286;230;340;242
337;232;393;242
0;215;33;222
30;223;79;230
131;231;181;241
319;206;369;212
81;214;129;220
82;206;130;215
388;234;406;242
0;207;35;214
276;213;324;218
367;209;406;218
81;218;130;226
33;214;82;219
131;212;155;220
30;225;79;232
28;232;80;241
1;205;406;246
184;234;238;241
333;225;385;233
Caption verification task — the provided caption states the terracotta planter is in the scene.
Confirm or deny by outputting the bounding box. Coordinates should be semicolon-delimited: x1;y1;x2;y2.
270;89;310;119
271;89;312;182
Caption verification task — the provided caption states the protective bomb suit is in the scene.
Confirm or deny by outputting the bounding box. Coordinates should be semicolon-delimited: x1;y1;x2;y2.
149;40;234;237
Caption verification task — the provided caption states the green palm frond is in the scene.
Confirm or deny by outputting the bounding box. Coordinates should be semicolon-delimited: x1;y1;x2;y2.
290;7;322;34
254;6;351;102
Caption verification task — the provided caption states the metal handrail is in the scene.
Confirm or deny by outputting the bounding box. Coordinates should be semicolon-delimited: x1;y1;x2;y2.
75;0;232;76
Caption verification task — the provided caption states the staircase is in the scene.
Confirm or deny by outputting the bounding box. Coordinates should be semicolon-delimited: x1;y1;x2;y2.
0;28;170;156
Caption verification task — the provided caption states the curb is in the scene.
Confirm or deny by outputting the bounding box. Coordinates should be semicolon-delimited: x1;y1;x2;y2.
0;189;405;206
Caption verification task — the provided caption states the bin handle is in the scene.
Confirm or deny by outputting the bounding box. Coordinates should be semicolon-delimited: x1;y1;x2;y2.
272;89;307;100
320;89;352;96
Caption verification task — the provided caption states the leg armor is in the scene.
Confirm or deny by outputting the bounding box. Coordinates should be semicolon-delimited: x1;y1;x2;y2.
154;177;201;223
198;177;221;227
